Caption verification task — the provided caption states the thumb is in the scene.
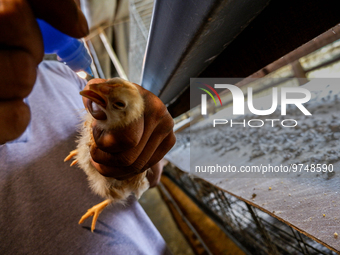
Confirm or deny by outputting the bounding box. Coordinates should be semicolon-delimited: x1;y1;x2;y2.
28;0;89;38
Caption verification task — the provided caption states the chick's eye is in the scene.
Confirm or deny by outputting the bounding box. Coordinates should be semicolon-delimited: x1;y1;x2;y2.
113;101;126;109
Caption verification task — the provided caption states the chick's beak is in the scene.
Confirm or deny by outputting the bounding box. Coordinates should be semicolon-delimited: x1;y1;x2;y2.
80;83;111;120
80;83;109;109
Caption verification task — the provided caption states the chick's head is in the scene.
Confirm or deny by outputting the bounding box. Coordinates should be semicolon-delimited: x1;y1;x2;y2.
80;78;144;129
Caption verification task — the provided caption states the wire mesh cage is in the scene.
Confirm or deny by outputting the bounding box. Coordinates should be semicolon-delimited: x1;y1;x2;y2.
163;165;337;255
129;0;154;84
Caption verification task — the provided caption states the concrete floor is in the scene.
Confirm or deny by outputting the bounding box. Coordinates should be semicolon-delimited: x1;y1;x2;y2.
139;188;194;255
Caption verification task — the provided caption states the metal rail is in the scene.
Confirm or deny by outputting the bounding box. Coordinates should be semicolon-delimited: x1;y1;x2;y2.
141;0;271;104
158;182;213;255
98;27;128;80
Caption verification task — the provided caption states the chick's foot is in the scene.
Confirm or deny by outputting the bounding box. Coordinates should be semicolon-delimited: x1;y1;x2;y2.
79;199;111;232
64;149;78;166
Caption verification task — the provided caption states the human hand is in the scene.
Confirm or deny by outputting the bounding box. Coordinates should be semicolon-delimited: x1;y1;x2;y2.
0;0;88;144
82;79;176;180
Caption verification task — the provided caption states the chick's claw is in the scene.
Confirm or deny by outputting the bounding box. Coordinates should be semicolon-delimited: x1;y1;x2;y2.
79;199;111;232
70;160;78;166
64;149;78;162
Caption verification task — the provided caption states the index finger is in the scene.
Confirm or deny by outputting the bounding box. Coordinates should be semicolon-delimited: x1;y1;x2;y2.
28;0;89;38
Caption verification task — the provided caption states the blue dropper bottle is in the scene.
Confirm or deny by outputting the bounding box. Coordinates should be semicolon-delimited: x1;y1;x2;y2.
37;19;93;76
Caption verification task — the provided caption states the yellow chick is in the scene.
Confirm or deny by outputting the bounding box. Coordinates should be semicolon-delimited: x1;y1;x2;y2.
64;78;149;232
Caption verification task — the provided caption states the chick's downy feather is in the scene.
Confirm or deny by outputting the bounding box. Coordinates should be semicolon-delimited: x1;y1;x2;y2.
65;78;149;232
